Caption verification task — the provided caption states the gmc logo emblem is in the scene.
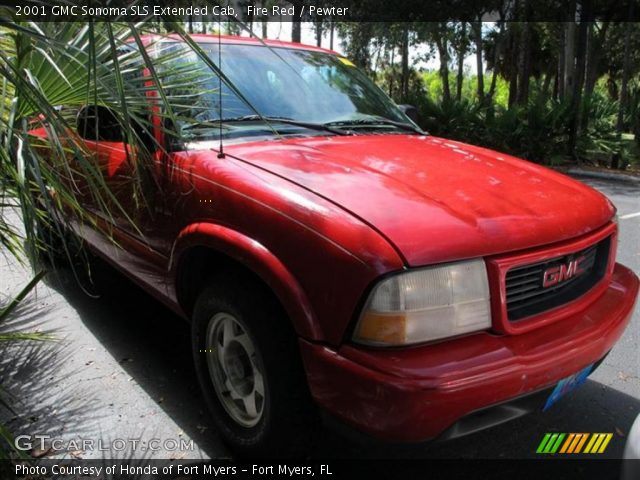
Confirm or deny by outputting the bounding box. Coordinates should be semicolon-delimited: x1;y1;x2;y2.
542;256;586;288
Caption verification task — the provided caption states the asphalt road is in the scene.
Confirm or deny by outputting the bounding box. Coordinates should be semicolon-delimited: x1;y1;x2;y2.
0;176;638;460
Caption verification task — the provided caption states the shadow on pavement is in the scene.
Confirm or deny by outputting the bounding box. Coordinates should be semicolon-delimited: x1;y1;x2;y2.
0;298;110;456
41;258;226;459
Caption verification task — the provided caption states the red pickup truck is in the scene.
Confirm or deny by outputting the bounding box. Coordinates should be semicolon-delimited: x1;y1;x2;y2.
40;34;638;456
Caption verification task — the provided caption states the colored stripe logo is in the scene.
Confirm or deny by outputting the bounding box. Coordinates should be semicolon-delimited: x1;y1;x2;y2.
537;433;613;454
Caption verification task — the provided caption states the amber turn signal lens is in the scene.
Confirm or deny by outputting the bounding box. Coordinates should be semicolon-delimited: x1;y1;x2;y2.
354;312;407;345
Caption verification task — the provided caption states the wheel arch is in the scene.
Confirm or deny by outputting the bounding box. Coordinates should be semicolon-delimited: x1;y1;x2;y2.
170;223;321;341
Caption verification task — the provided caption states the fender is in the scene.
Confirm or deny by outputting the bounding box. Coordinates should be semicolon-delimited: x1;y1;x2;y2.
170;222;321;340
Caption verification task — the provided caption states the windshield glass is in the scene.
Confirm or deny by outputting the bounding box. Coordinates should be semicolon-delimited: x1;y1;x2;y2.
162;42;411;140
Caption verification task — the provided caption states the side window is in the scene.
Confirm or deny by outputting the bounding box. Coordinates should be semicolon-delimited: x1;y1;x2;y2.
77;46;154;148
76;105;123;143
75;104;154;150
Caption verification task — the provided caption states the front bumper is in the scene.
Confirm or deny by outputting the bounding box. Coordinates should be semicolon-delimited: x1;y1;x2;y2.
299;263;639;442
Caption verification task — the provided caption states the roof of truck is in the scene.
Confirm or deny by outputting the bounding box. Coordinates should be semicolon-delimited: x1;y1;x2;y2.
136;33;340;56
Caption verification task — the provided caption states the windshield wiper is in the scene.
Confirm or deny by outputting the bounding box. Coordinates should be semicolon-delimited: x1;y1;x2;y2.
325;117;425;135
183;115;350;136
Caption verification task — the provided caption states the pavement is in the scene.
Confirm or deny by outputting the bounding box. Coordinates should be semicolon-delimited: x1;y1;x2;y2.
0;176;638;460
565;168;640;185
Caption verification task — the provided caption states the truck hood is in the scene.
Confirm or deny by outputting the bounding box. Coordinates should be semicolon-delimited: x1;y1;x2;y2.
223;135;614;266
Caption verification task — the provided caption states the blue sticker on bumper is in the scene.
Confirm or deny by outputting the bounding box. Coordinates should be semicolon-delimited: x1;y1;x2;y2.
543;363;594;411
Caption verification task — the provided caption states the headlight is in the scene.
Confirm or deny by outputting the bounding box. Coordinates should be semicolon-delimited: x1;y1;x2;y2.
353;259;491;346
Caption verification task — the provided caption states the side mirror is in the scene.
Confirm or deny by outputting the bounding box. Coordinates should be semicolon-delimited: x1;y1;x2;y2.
76;105;123;142
398;104;419;124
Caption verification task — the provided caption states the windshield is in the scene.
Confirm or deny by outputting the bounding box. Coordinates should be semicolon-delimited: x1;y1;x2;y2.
162;42;413;141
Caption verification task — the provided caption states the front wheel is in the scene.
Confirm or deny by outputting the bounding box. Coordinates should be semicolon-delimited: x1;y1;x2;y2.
192;275;318;457
204;311;267;428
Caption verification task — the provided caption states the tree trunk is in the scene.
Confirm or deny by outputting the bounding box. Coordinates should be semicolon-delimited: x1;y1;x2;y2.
373;45;383;79
401;25;410;102
473;20;484;104
291;0;302;44
508;26;519;108
634;90;640;148
316;20;322;47
583;23;596;98
434;23;451;103
188;15;194;34
568;0;591;160
456;22;467;101
564;14;576;99
247;12;254;36
581;22;601;132
389;46;395;97
542;70;553;98
487;20;505;104
292;19;301;43
613;2;634;169
517;9;531;105
558;24;566;100
584;22;610;99
329;21;334;50
508;70;518;108
201;14;207;34
261;0;268;38
487;69;498;104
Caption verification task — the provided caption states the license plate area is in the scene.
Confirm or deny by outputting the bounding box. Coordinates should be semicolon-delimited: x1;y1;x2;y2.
543;363;594;411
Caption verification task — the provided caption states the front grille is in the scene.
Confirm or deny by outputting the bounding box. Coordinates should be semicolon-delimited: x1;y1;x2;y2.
505;236;611;321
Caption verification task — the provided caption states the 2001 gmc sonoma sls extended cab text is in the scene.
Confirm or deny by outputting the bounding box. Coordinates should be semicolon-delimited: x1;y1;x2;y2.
37;35;639;456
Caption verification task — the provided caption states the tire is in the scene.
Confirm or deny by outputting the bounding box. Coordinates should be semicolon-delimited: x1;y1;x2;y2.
192;273;319;457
